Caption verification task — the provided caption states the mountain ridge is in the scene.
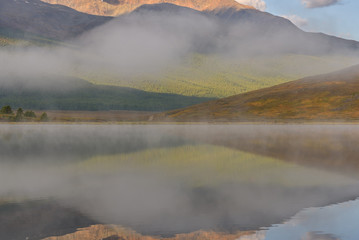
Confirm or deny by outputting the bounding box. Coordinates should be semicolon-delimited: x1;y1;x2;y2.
0;0;111;40
40;0;254;16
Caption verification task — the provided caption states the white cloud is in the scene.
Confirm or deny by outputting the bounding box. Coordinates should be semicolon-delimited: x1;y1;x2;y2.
282;15;309;27
301;0;340;8
235;0;267;11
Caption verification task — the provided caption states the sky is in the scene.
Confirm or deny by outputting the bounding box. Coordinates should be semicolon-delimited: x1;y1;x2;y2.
235;0;359;41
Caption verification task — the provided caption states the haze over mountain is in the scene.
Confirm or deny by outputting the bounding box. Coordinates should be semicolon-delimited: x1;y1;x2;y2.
1;0;359;112
1;0;358;53
40;0;254;16
131;3;359;56
155;64;359;121
75;3;359;101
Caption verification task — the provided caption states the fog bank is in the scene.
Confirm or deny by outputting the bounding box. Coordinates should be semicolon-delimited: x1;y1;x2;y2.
0;124;359;236
1;7;358;89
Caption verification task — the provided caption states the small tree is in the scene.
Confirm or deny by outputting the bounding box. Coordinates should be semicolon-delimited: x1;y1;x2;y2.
40;112;49;122
15;108;24;121
24;111;37;118
1;105;13;114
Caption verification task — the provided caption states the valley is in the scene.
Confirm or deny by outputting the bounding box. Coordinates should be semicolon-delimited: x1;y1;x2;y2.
1;1;359;240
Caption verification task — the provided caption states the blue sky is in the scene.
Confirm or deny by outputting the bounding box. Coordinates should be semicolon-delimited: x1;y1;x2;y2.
236;0;359;41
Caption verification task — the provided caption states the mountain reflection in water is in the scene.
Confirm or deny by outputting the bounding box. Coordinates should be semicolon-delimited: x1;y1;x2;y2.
0;124;358;240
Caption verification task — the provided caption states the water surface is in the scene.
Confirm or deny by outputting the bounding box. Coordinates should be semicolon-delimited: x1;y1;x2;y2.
0;124;358;239
239;198;359;240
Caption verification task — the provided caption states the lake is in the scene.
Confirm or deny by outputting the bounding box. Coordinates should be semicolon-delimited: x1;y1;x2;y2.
0;124;358;240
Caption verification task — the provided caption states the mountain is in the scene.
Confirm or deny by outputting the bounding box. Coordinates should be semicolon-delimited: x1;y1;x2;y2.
2;0;358;53
1;0;359;108
81;3;359;99
209;7;359;55
40;0;254;16
126;4;359;56
0;0;110;40
154;64;359;121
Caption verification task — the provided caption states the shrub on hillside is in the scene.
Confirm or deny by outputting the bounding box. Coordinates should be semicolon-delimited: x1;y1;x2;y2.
40;112;49;122
1;105;13;114
24;111;37;118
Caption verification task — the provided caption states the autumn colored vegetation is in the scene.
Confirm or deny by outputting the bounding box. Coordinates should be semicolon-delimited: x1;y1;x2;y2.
155;64;359;122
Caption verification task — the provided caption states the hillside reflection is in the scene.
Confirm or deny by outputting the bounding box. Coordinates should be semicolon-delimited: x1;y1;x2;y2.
0;124;358;240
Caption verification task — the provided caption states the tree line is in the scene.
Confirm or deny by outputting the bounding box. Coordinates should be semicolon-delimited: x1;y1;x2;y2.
0;105;49;122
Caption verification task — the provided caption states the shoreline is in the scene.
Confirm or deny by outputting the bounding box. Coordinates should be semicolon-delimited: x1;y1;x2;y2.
2;110;359;124
2;121;359;125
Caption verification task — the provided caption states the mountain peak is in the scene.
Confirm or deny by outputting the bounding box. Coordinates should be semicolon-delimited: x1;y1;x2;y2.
40;0;254;16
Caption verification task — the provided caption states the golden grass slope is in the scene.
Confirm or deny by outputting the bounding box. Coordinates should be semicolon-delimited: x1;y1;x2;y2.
40;0;253;16
43;224;253;240
155;64;359;121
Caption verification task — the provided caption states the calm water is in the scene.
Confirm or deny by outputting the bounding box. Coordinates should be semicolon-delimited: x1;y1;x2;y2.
239;198;359;240
0;124;359;239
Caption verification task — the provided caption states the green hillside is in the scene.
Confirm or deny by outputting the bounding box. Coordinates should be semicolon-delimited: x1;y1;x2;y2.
84;54;359;98
78;144;355;188
0;79;211;111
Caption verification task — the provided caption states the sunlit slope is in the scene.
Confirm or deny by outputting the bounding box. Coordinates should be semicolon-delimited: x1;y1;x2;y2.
84;54;359;98
78;145;355;188
40;0;253;16
155;64;359;121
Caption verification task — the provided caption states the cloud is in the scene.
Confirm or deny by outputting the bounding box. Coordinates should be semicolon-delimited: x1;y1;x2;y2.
282;15;309;27
301;0;340;8
235;0;267;11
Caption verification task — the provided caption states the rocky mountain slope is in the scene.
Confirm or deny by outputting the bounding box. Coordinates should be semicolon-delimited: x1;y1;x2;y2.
40;0;253;16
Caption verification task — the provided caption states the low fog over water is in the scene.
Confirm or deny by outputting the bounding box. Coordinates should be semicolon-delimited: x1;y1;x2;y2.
1;124;359;239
